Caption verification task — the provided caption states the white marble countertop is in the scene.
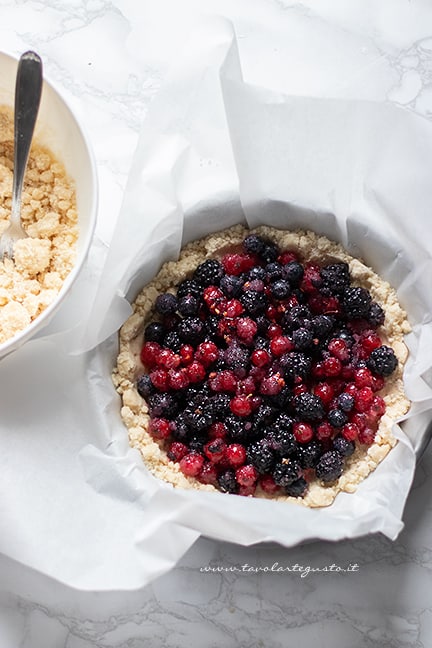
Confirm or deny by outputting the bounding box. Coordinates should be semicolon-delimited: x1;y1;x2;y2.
1;1;432;646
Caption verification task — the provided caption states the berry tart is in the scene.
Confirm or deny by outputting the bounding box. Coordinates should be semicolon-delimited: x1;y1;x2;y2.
112;225;410;507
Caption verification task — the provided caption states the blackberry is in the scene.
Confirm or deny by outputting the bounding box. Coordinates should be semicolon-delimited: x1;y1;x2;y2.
226;415;249;442
155;293;178;315
285;477;308;498
144;321;165;343
320;262;350;295
282;261;304;285
223;342;250;377
332;434;356;457
170;414;190;442
247;441;276;474
177;317;204;343
136;373;155;399
176;279;201;300
268;386;293;410
367;345;398;377
248;266;266;281
296;440;322;468
342;286;372;319
274;412;295;431
271;279;291;300
282;305;312;332
294;393;325;422
209;393;231;417
261;242;279;264
240;290;268;314
315;450;344;482
243;233;266;255
311;315;334;338
292;327;313;350
193;259;224;287
265;262;283;282
184;396;214;432
254;403;274;427
265;427;297;457
337;392;354;412
327;408;348;428
220;274;244;297
273;460;302;487
368;301;385;327
147;392;178;418
204;314;220;338
218;469;238;493
188;437;205;453
178;295;200;316
163;331;182;352
280;352;312;382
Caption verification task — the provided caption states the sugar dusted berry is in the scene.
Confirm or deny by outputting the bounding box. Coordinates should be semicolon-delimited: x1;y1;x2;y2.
367;345;398;377
179;452;205;477
315;450;344;482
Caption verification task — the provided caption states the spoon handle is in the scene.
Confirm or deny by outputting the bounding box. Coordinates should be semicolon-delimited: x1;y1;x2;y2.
11;51;43;225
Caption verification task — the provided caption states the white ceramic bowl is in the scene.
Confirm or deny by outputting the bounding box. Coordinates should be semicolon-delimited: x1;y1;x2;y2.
0;51;98;359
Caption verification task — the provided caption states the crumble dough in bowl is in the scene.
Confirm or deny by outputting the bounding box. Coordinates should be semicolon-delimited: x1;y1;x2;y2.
0;51;97;359
112;224;411;509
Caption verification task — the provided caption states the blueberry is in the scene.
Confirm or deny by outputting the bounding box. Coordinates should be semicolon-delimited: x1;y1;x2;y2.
144;321;165;343
155;293;178;315
327;409;348;428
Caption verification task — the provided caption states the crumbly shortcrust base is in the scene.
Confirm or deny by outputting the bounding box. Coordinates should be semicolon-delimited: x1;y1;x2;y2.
112;225;410;507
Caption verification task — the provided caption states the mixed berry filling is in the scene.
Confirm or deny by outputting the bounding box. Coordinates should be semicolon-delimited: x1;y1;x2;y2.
137;233;399;498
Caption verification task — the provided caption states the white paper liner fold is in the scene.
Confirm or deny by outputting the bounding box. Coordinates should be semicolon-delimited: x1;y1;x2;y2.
0;17;430;590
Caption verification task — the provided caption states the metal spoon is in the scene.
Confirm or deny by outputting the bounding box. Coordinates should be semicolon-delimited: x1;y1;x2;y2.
0;51;43;260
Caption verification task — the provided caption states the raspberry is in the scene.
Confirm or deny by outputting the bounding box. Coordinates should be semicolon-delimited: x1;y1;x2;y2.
270;335;294;356
179;452;205;477
158;348;181;369
225;299;244;318
167;441;188;462
140;341;161;368
341;422;358;441
179;344;194;365
358;427;376;445
354;386;374;412
198;462;219;485
328;338;350;362
168;368;190;390
222;253;256;275
361;332;381;354
150;368;169;391
259;474;280;494
204;438;227;463
260;373;285;396
196;341;219;366
208;422;228;439
187;361;206;383
236;317;258;342
354;367;374;388
225;443;247;467
149;418;171;440
293;422;314;443
209;370;237;393
316;421;334;441
230;395;253;417
251;349;271;367
322;356;342;377
236;464;258;487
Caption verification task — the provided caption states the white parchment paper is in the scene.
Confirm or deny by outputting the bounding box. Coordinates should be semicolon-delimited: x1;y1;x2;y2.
0;18;431;591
